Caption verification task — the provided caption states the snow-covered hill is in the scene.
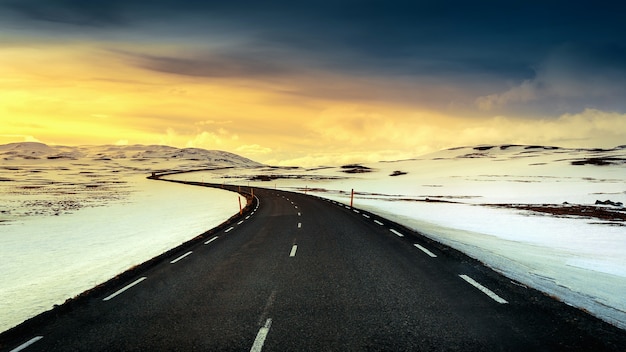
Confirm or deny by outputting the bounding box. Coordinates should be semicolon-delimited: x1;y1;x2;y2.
0;142;262;221
0;142;262;170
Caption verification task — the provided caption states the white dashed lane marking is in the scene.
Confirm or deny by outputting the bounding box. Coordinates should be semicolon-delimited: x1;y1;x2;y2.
9;336;43;352
170;251;193;264
413;244;437;257
459;275;508;304
250;318;272;352
289;245;298;257
103;277;147;301
373;220;384;226
390;229;404;237
204;236;219;245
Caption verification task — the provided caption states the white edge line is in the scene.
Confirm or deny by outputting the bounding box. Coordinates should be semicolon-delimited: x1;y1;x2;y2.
170;251;193;264
103;277;147;301
9;336;44;352
250;318;272;352
374;220;384;225
390;229;404;237
413;243;437;257
289;245;298;257
204;236;219;245
459;275;508;304
225;226;234;233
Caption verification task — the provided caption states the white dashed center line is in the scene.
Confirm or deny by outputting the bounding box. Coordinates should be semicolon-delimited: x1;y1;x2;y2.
459;275;508;304
289;245;298;257
225;226;234;233
10;336;43;352
170;251;193;264
250;318;273;352
413;243;437;257
374;220;384;225
103;277;147;301
362;214;370;218
237;220;244;225
204;236;219;245
298;222;302;228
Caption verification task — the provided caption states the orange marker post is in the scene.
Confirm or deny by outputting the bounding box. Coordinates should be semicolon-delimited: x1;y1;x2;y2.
350;189;354;208
238;197;242;215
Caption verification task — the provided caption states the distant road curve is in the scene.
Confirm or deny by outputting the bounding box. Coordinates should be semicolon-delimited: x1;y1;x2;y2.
2;179;625;351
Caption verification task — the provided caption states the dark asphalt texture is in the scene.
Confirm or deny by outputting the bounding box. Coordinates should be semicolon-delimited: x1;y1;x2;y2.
2;183;625;351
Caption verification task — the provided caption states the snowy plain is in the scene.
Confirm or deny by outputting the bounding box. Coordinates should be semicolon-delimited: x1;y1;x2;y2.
2;142;624;333
0;143;258;333
164;145;626;329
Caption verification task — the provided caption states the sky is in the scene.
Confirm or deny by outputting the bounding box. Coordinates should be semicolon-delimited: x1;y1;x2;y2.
1;0;625;166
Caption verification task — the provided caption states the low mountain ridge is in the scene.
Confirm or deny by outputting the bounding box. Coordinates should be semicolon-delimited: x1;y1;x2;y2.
0;142;263;169
421;144;626;166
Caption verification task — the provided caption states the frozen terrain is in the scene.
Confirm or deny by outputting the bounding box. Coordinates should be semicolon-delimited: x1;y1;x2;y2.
164;145;626;329
0;143;260;333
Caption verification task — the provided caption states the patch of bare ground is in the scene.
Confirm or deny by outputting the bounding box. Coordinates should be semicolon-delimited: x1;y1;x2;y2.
341;164;373;173
486;203;626;225
389;170;407;176
248;174;345;181
571;157;626;166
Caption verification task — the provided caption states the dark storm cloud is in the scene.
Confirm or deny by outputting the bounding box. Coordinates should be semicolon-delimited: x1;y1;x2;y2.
1;0;128;27
2;0;626;112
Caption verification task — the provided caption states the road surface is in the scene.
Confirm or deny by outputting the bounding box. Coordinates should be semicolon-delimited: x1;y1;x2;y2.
2;183;625;351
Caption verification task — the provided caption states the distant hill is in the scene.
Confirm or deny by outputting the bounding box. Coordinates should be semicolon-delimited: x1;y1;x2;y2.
0;142;263;172
420;144;626;166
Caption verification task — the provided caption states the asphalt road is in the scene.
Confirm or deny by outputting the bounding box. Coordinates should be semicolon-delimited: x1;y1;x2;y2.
2;183;625;351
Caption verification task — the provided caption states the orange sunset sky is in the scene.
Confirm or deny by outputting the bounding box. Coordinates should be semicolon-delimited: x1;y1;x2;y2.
1;1;625;166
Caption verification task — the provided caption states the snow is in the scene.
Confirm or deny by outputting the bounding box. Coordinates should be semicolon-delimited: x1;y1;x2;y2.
164;144;626;329
2;143;624;332
0;143;257;333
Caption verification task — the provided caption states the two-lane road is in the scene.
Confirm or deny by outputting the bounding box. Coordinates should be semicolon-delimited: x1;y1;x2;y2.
2;184;625;351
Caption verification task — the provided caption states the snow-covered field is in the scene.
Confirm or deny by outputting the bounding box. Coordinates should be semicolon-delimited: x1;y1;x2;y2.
0;143;259;333
2;142;624;332
164;145;626;329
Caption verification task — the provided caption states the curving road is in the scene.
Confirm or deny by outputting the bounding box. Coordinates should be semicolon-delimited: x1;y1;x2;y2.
2;183;625;351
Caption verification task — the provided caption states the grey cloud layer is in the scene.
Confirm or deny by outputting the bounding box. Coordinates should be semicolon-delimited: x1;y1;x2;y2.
2;0;626;114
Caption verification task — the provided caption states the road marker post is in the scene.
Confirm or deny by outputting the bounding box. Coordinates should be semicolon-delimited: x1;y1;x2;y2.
239;197;242;215
350;189;354;208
